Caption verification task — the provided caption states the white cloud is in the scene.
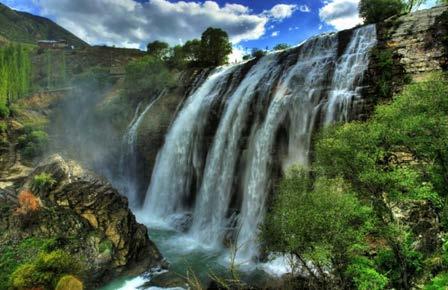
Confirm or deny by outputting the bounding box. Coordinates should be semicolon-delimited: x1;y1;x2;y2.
267;4;298;20
271;31;279;37
319;0;362;30
33;0;302;48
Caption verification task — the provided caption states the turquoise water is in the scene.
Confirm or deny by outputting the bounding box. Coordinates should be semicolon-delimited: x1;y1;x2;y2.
101;226;279;290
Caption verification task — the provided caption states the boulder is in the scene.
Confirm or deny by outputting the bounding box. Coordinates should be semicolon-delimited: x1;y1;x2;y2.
0;154;164;287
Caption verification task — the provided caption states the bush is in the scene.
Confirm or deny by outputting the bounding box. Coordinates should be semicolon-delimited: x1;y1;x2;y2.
15;190;41;227
124;56;175;99
10;250;82;289
359;0;405;24
425;272;448;289
18;127;49;159
56;275;83;290
262;168;372;282
32;172;57;193
0;238;57;289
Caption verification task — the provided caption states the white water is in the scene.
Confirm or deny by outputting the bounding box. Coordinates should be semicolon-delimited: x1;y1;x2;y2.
118;92;164;207
142;25;377;265
143;66;238;223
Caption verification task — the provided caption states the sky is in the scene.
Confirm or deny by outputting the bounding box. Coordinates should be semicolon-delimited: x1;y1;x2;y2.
1;0;439;60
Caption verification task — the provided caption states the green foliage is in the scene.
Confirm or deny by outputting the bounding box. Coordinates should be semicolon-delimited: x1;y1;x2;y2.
359;0;405;24
264;73;448;288
273;43;290;51
0;44;32;117
0;237;57;289
425;272;448;289
263;168;372;279
346;256;388;290
199;27;232;67
71;66;112;92
18;126;49;159
251;48;266;59
44;50;68;89
147;40;170;59
98;239;113;254
32;172;57;193
10;250;82;289
151;27;232;69
124;55;175;99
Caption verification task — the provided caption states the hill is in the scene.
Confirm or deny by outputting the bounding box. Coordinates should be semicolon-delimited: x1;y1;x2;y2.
0;2;88;47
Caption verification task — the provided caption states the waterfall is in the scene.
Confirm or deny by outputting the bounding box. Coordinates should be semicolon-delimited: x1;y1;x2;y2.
143;66;239;223
118;92;164;207
142;25;377;259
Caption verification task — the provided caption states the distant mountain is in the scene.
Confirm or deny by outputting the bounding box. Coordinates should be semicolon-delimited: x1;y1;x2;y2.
0;2;88;47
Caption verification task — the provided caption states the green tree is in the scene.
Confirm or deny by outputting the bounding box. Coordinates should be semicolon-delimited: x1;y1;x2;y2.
200;27;232;67
183;39;202;64
273;43;290;51
359;0;405;24
124;55;175;99
262;168;373;287
147;40;169;59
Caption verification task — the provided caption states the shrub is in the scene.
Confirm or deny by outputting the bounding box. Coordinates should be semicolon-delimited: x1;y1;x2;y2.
10;250;82;289
18;127;49;159
424;272;448;290
124;56;175;99
16;190;40;214
262;168;372;283
56;275;83;290
15;190;41;228
32;172;56;193
359;0;405;24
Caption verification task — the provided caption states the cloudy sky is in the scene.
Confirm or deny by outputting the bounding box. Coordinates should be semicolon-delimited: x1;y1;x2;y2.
2;0;438;57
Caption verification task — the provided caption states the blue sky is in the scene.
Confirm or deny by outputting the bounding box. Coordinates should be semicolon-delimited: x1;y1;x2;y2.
1;0;439;59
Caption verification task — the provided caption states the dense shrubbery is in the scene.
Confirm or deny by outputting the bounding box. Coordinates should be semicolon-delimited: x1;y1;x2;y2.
10;250;83;289
263;74;448;289
0;238;57;289
18;126;49;159
0;44;32;117
124;56;175;99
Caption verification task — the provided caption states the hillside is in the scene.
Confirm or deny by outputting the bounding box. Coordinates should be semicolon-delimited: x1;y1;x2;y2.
0;2;87;47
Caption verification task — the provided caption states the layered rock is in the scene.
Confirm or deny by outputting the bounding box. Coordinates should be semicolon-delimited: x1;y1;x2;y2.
0;154;163;287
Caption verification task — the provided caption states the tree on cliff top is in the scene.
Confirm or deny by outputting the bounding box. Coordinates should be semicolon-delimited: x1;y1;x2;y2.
200;27;232;67
147;40;169;59
359;0;405;24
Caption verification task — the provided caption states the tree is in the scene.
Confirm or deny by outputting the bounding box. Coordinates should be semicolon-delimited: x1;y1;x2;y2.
251;48;266;59
124;55;175;99
273;43;290;51
147;41;169;59
404;0;427;12
262;168;374;287
183;39;202;63
200;27;232;67
359;0;405;24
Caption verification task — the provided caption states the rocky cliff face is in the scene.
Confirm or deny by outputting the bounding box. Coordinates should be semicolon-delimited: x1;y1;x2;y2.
385;5;448;75
0;155;164;287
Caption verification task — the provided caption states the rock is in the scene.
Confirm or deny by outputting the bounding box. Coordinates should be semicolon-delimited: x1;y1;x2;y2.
0;154;164;287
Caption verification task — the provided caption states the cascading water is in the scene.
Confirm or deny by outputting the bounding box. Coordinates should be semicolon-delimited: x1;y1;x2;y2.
118;92;164;207
142;25;377;261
